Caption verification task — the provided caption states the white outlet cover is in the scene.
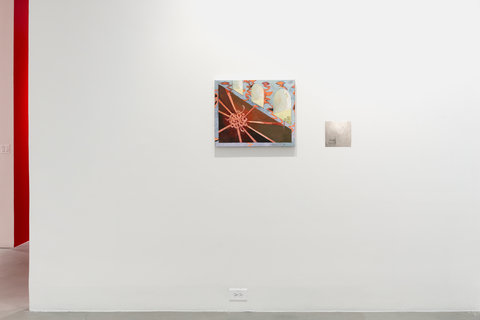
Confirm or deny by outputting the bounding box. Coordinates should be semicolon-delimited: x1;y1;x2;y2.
229;288;247;301
0;144;11;154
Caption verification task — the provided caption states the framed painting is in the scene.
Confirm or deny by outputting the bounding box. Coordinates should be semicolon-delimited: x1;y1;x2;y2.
214;80;296;147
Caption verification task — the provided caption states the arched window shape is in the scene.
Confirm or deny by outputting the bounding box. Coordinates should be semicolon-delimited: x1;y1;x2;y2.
273;88;292;122
251;83;264;107
233;80;243;94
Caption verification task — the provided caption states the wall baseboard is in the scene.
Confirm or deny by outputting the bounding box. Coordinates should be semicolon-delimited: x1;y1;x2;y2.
7;312;480;320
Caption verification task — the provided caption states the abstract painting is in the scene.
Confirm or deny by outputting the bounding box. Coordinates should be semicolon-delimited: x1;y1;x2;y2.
214;80;296;147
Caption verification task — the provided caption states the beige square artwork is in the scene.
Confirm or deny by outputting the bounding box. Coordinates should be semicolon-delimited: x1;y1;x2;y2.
325;121;351;147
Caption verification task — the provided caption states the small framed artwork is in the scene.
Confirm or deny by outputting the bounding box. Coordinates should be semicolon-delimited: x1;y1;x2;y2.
325;121;352;147
214;80;296;147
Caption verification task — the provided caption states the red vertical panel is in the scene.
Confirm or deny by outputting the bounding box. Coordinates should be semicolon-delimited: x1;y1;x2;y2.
14;0;29;247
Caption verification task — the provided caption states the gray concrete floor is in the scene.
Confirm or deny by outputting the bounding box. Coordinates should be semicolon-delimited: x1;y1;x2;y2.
1;243;479;319
1;312;479;320
0;243;28;320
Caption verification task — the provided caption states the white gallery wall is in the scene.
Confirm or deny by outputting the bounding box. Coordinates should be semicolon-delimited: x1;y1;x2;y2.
29;0;480;312
0;0;14;248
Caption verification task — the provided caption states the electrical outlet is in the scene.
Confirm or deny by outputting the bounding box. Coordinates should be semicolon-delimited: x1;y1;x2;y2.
229;288;247;301
0;144;11;154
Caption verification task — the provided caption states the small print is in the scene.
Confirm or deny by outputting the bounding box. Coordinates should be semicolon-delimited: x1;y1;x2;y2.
325;121;351;147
